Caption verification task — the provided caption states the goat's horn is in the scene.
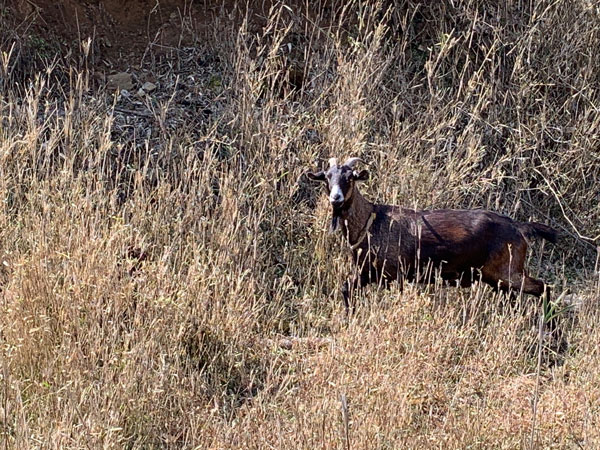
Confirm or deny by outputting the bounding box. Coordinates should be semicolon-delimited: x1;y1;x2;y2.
344;157;365;168
328;157;338;168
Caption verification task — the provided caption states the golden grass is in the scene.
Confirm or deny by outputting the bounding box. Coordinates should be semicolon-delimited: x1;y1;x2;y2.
1;0;600;448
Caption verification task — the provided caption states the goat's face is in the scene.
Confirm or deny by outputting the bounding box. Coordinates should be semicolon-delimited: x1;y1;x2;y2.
307;158;369;211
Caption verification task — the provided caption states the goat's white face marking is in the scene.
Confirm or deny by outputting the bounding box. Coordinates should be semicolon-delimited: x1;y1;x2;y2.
325;165;354;208
307;159;367;209
329;184;344;205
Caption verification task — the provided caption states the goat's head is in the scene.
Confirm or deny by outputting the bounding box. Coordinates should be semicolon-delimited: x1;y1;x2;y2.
307;157;369;230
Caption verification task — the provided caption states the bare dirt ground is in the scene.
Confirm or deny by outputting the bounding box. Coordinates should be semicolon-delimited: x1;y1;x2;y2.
11;0;219;64
7;0;321;69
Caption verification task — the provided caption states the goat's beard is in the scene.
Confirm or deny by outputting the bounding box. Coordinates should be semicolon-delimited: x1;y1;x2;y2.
330;204;348;233
329;189;354;233
330;214;340;233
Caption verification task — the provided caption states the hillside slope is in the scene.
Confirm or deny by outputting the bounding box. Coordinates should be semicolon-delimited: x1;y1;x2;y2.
1;1;599;448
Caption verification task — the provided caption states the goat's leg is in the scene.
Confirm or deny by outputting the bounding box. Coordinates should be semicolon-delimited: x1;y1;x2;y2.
341;279;352;313
482;241;528;302
520;276;559;332
490;274;540;302
495;274;559;333
490;282;519;305
341;274;362;315
342;269;374;315
520;275;545;297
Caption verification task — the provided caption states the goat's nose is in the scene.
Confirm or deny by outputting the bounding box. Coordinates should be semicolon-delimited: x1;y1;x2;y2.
329;185;344;206
330;193;344;206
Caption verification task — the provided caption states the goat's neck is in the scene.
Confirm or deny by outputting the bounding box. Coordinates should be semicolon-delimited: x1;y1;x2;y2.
340;189;374;245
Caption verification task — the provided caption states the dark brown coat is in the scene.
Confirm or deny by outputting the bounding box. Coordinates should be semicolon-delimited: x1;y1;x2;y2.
307;159;558;312
340;189;557;310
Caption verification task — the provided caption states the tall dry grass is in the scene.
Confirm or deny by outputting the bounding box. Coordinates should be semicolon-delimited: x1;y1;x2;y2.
1;0;600;448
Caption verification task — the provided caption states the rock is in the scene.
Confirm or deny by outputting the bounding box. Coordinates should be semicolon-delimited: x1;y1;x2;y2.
107;72;133;91
141;81;156;92
562;294;585;311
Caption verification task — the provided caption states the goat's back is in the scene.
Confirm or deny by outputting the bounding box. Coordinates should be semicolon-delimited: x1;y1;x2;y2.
366;207;531;279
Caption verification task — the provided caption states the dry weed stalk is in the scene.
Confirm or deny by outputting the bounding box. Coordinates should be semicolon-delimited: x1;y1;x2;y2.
0;0;598;448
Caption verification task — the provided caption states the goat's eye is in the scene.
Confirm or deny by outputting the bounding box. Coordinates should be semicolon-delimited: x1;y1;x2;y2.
326;173;332;179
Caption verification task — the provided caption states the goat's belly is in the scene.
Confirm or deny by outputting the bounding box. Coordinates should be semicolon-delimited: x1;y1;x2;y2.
361;245;484;284
358;248;404;281
440;268;482;286
401;256;483;285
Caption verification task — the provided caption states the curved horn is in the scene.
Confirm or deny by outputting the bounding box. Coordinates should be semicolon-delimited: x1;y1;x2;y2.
328;157;338;168
344;157;365;168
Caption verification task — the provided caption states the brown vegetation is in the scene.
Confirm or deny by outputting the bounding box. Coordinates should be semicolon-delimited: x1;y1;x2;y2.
1;0;599;448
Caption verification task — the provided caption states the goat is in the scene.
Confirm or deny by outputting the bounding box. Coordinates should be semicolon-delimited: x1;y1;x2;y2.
307;157;558;313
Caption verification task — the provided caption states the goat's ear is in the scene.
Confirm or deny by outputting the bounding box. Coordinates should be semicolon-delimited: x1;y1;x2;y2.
306;170;326;182
352;169;369;181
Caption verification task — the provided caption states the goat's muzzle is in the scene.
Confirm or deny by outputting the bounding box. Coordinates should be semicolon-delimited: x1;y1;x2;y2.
330;198;344;209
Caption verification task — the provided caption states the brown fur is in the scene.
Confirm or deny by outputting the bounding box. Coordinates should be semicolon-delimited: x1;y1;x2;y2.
307;161;558;313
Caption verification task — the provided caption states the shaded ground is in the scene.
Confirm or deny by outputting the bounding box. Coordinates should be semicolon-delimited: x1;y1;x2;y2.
8;0;231;67
6;0;329;69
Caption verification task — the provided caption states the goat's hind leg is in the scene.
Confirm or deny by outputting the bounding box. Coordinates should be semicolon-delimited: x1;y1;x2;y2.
521;275;559;332
501;274;559;333
520;275;545;297
493;274;543;301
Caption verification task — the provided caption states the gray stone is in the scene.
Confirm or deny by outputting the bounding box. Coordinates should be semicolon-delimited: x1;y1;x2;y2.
141;81;157;92
107;72;133;91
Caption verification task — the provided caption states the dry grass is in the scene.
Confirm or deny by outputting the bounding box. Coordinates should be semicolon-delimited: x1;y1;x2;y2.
1;0;600;448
